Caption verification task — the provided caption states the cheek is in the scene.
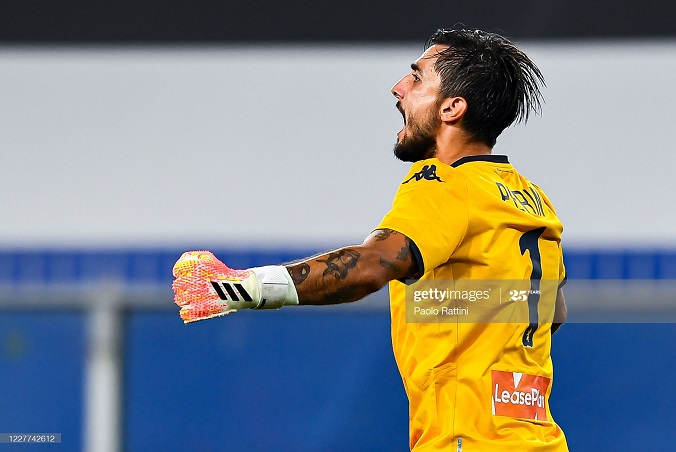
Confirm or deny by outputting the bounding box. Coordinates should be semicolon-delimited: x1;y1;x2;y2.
406;109;427;130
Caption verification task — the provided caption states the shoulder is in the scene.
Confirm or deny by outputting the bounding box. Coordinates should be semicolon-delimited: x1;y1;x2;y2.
399;158;459;187
527;181;559;215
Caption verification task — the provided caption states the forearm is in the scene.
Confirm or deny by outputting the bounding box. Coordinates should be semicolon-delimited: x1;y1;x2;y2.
172;230;416;322
286;245;391;306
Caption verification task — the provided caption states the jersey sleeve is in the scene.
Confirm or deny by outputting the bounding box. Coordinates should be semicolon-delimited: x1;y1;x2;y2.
377;160;469;275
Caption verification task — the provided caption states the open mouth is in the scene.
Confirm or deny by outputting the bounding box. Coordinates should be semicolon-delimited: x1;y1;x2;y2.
396;101;406;125
396;101;407;141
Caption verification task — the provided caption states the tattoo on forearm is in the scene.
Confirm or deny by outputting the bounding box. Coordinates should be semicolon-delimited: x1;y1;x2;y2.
317;249;360;280
287;263;310;285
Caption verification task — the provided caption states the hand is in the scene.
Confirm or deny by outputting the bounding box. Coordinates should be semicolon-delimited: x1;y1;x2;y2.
172;251;261;323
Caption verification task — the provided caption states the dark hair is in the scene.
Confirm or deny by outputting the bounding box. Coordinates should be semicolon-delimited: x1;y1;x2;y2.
426;29;545;147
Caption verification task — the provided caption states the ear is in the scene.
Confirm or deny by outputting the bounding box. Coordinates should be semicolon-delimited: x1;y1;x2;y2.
439;97;467;123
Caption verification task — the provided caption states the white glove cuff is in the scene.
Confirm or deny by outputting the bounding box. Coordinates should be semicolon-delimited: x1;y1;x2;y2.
250;265;300;309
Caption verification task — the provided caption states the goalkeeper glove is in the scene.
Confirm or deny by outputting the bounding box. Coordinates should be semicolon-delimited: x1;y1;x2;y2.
172;250;299;323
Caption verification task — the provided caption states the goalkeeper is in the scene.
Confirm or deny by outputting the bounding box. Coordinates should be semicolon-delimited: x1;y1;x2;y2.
173;28;569;452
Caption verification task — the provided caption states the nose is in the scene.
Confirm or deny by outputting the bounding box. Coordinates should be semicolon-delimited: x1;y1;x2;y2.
391;76;407;100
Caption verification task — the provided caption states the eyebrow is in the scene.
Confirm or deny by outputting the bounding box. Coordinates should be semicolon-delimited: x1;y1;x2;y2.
411;63;421;73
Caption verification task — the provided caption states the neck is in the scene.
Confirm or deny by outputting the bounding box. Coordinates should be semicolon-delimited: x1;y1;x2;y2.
434;125;493;165
435;142;493;165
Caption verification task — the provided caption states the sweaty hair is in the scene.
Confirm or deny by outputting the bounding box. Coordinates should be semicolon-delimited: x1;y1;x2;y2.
425;29;545;148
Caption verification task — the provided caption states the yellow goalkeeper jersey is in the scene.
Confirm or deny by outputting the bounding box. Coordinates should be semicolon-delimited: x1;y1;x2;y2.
377;155;568;451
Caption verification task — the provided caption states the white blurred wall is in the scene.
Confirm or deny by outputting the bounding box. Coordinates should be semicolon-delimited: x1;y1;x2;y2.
0;41;674;248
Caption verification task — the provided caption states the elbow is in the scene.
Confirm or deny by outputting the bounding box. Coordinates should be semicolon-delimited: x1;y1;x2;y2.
554;289;568;324
553;302;567;325
552;289;567;334
552;309;567;334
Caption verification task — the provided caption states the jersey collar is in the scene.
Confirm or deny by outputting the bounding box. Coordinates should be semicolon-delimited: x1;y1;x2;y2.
450;154;509;167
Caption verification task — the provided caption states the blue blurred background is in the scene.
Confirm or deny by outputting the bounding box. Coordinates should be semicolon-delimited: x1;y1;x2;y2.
1;1;675;450
0;250;674;451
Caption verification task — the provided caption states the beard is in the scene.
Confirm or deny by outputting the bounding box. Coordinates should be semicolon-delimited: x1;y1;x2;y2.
393;107;439;163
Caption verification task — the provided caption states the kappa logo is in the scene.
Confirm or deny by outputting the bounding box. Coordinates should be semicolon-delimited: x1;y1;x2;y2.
491;370;550;420
402;164;444;184
210;281;253;302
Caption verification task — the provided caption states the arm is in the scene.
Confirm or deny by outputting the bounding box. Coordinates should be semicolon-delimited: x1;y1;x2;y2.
551;288;567;334
172;229;419;323
287;228;419;305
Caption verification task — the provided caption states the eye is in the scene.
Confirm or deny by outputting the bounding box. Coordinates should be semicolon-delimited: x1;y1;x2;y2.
411;73;421;82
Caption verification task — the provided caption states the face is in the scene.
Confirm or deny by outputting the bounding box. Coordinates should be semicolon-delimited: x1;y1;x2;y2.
391;45;445;162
